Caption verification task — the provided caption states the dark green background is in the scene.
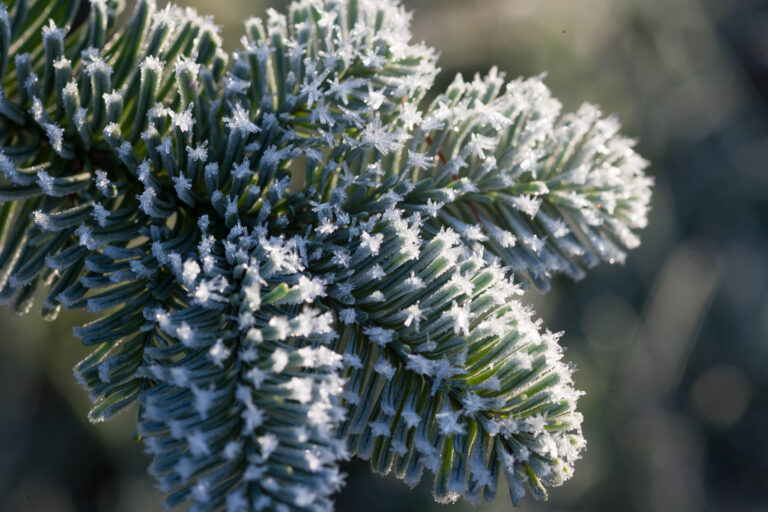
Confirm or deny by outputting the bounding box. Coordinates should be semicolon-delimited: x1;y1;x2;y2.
1;0;766;510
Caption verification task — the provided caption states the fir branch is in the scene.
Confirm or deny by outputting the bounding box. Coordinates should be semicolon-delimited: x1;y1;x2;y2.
0;0;651;510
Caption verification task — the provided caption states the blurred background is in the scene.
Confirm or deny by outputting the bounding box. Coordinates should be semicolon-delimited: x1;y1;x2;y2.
1;0;767;510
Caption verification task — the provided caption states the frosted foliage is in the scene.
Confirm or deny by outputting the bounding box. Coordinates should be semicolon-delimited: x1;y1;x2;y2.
0;0;650;510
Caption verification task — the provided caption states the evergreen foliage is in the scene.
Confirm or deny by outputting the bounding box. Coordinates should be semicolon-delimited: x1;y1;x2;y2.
0;0;652;510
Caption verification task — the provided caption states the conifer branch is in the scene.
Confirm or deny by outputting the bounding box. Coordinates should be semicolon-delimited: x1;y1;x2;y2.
0;0;651;510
